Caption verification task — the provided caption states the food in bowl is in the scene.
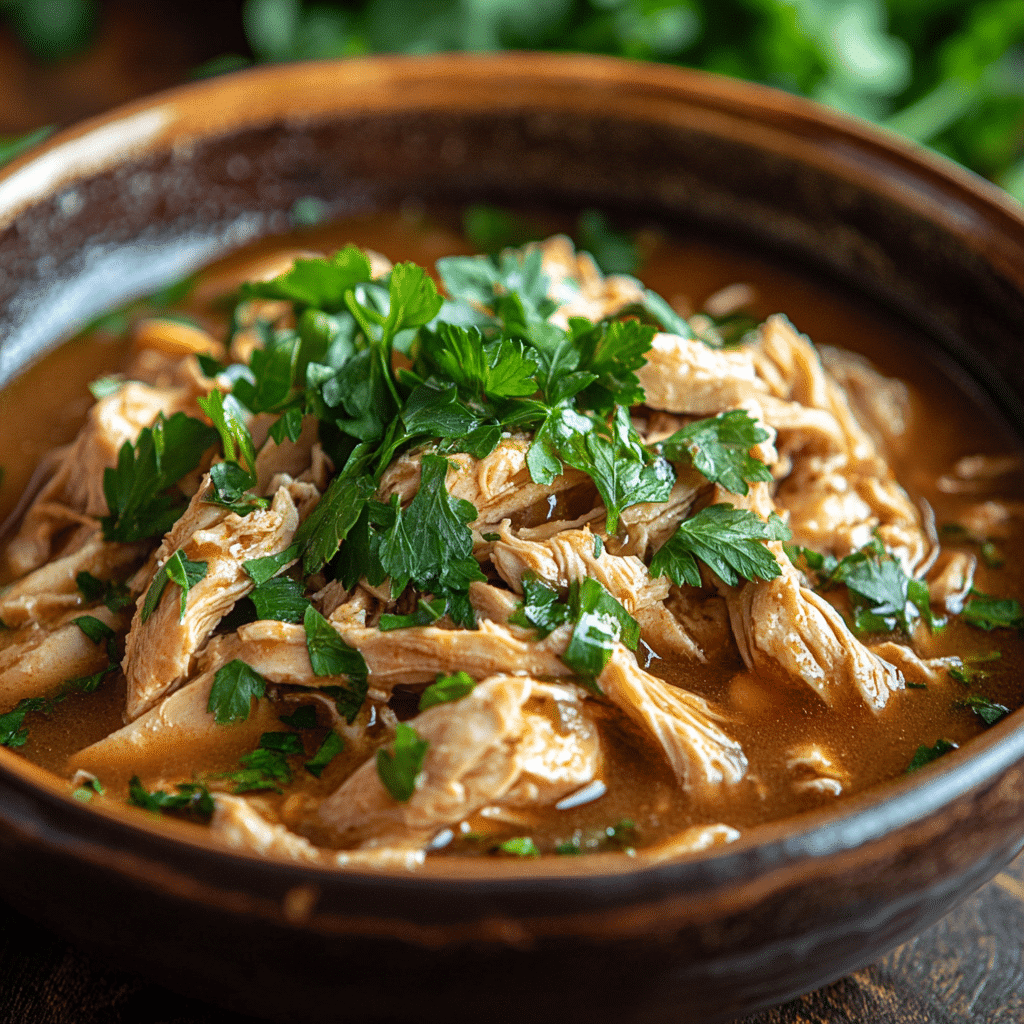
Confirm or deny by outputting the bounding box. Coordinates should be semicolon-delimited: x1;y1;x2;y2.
1;210;1021;870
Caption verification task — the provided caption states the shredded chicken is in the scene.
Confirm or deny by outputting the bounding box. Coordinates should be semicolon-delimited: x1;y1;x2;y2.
0;230;1015;872
122;483;299;720
314;675;600;851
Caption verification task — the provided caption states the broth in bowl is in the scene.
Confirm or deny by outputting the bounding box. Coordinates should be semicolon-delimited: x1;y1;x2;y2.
1;209;1022;869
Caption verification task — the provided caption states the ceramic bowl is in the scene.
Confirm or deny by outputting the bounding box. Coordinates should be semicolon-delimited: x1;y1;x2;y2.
1;54;1023;1024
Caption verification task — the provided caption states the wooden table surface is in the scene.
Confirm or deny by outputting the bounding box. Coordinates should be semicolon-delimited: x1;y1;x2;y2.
2;851;1022;1023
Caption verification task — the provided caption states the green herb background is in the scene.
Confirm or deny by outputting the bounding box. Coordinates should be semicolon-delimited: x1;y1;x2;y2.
1;0;1023;200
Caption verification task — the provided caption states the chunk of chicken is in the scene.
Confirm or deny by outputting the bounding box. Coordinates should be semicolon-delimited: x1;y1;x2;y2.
0;604;127;709
491;523;669;615
211;795;425;870
726;545;904;711
69;666;282;786
786;742;850;797
597;646;747;801
537;234;646;326
122;484;299;720
328;610;572;692
314;675;599;851
0;531;147;628
818;345;912;455
6;382;194;576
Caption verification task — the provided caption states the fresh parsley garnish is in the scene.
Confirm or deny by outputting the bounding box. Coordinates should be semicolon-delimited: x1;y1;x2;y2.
71;614;115;646
509;574;638;688
508;572;574;637
218;732;304;793
304;730;344;778
249;575;309;623
101;413;219;542
140;550;208;624
962;590;1024;632
278;704;318;729
419;671;476;711
243;543;300;586
905;738;959;773
128;776;214;820
72;776;105;802
197;390;266;514
659;409;773;495
498;836;540;858
0;697;50;748
376;721;429;802
825;539;943;634
650;505;791;587
207;659;268;724
76;571;132;613
960;694;1010;726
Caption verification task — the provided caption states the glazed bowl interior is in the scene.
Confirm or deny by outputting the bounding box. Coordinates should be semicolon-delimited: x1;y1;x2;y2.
1;54;1024;1024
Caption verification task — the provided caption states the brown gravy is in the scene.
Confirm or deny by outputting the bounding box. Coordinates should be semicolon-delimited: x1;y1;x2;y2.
2;208;1022;858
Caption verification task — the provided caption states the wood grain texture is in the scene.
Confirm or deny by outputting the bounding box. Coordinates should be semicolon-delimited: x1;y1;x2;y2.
2;853;1021;1024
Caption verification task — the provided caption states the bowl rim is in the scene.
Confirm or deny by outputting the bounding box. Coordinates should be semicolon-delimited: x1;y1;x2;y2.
1;51;1024;895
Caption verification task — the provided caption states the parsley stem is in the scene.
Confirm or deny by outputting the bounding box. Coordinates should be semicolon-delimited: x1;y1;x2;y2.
343;289;402;409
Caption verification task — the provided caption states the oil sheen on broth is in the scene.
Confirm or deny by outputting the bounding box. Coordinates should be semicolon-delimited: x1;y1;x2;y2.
0;209;1021;868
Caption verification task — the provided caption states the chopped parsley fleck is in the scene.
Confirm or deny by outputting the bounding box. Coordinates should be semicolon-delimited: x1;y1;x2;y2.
419;672;476;711
376;722;429;802
128;776;214;820
905;738;959;773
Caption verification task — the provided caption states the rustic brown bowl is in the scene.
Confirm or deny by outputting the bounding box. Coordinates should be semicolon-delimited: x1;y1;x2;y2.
1;54;1023;1024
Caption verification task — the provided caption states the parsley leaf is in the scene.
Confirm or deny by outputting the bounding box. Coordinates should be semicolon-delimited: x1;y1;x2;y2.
508;573;573;637
563;577;640;686
376;721;429;802
243;543;300;587
827;544;940;634
101;413;219;542
305;730;344;778
962;590;1024;631
570;316;654;411
419;671;476;711
531;405;674;532
207;659;268;724
278;705;318;729
960;694;1010;726
72;614;115;646
377;454;486;597
659;409;773;495
498;836;540;858
415;324;539;401
249;575;309;623
141;551;208;624
241;244;373;311
905;738;958;773
75;571;132;613
128;776;214;820
303;605;367;679
0;697;50;748
72;776;105;802
651;505;790;587
293;469;375;575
